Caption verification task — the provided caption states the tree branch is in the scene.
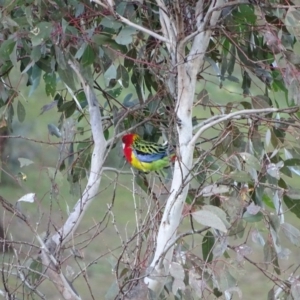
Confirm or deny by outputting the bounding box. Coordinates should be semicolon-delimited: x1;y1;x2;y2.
92;0;171;44
49;60;106;247
145;1;224;296
156;0;177;50
190;106;299;147
36;60;107;299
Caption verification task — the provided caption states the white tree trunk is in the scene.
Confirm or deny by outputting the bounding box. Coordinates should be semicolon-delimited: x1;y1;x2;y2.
145;0;224;295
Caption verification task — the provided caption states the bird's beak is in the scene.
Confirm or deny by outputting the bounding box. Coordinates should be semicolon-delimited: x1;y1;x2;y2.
122;143;125;149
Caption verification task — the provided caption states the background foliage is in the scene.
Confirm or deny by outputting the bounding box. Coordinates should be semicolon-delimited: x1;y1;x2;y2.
1;0;300;299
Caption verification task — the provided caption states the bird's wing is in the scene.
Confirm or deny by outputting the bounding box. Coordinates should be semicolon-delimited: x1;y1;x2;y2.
133;149;166;163
132;141;170;163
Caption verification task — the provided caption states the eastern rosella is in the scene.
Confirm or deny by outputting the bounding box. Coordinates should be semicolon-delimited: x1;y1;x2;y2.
122;133;175;172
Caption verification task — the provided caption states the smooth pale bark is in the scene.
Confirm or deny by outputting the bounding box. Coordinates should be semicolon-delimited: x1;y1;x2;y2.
39;61;107;300
145;0;225;295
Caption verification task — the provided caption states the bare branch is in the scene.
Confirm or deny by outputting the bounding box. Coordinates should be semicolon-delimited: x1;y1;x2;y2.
92;0;171;44
156;0;177;50
190;106;299;147
49;60;106;247
31;60;107;300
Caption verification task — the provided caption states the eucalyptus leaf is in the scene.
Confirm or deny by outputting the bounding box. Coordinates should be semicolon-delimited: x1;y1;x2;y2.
17;100;25;123
243;211;263;223
115;26;137;45
291;280;300;300
170;262;185;280
104;64;117;87
18;158;34;168
48;124;61;137
251;229;265;246
281;223;300;246
202;230;215;262
29;22;52;47
117;64;129;88
29;258;43;284
28;65;42;97
228;170;252;183
189;270;204;298
202;205;230;228
193;210;227;233
57;65;76;91
82;44;95;67
239;152;260;170
43;73;56;97
199;185;230;197
18;193;36;203
197;89;209;105
286;189;300;200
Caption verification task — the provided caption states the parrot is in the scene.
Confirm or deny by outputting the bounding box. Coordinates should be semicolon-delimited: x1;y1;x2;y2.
122;133;176;172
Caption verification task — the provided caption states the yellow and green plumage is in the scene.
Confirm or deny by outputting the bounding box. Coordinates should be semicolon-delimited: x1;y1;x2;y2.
122;133;175;172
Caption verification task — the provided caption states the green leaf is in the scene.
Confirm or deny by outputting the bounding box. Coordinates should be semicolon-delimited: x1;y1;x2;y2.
100;16;122;30
227;44;236;75
115;26;137;45
238;4;256;24
116;64;129;88
239;152;260;171
105;281;118;300
291;280;300;299
81;44;95;67
28;65;42;97
30;45;42;63
124;48;136;71
58;100;76;118
286;188;300;200
0;40;16;61
284;158;300;167
251;95;272;109
242;71;251;95
284;195;300;219
227;75;239;83
36;57;53;73
17;100;25;123
43;73;56;97
170;262;184;280
219;267;237;292
47;124;61;137
25;6;33;26
262;193;275;209
18;158;34;168
242;211;263;223
93;34;126;53
201;205;230;228
263;241;274;264
107;87;122;98
202;230;215;263
104;64;117;86
281;223;300;246
55;45;67;70
9;41;17;67
57;65;76;91
192;210;227;233
228;170;253;183
268;214;280;233
220;51;227;80
75;43;87;60
29;258;43;284
197;89;209;105
29;22;52;47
